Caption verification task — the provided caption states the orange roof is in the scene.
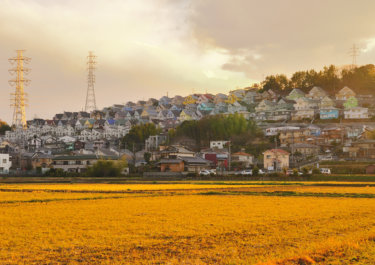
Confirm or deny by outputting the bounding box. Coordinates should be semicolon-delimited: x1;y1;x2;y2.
232;152;253;157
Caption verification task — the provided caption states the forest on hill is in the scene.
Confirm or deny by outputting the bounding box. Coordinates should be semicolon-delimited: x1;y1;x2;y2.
260;64;375;96
170;114;272;156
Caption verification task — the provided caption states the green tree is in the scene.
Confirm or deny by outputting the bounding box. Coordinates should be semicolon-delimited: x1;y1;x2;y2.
86;158;127;177
121;123;161;151
0;120;11;135
144;152;151;164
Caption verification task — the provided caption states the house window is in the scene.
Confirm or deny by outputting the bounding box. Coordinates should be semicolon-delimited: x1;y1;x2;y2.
2;159;6;163
63;161;68;165
76;160;82;165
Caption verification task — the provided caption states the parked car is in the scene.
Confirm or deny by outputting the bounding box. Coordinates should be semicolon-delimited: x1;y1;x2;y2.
320;168;331;174
240;169;253;175
209;169;217;175
199;170;211;176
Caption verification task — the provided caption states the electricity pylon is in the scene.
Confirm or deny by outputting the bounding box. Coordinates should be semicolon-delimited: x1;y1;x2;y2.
348;44;360;69
9;50;30;130
85;51;97;112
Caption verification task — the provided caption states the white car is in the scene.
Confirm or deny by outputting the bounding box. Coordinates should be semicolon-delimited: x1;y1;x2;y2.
241;169;253;175
199;170;211;176
258;169;265;175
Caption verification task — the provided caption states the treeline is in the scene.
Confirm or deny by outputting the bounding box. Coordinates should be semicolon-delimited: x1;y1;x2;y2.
261;64;375;95
170;114;270;155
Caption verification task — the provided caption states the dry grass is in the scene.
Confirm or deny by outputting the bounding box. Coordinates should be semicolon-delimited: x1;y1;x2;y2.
0;183;375;264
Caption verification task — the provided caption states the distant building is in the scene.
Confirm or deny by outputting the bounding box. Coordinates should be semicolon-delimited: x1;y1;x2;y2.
231;152;254;168
0;154;12;174
52;154;118;173
263;149;290;171
210;141;229;149
145;135;167;151
336;86;356;101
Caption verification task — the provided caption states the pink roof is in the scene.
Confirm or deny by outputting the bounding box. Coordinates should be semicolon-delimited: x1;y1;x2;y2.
265;149;290;155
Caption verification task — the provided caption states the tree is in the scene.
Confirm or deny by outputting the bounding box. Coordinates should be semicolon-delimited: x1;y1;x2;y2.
86;158;127;177
0;120;11;135
121;123;161;151
144;152;151;164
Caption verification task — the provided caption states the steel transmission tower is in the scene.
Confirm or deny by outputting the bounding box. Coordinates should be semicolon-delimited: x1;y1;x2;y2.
348;44;360;69
85;51;97;112
9;50;30;129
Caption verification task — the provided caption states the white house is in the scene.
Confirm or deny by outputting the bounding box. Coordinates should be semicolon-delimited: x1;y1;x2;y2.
344;107;369;119
210;141;229;149
0;154;12;174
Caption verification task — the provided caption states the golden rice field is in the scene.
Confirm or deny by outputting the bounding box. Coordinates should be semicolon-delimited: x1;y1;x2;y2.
0;182;375;264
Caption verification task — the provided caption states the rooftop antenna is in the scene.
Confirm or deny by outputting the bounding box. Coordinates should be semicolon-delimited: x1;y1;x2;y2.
348;44;360;69
85;51;97;112
9;50;30;130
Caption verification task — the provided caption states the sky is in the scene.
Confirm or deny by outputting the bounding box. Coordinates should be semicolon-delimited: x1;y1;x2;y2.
2;0;375;123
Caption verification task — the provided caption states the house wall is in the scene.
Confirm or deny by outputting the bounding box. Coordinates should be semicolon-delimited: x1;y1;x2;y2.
160;162;184;172
0;154;12;173
263;151;289;171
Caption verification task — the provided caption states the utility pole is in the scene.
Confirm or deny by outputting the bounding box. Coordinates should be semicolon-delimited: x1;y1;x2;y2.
85;51;97;112
9;50;30;130
348;44;360;69
228;141;231;171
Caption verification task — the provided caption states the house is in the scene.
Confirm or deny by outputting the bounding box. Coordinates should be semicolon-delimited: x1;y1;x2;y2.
320;108;339;120
336;86;356;101
263;149;290;171
200;148;229;170
231;152;254;168
0;154;12;174
159;158;185;172
225;94;239;104
346;140;375;159
197;94;214;104
279;128;312;146
290;143;319;156
213;93;228;104
145;135;167;151
210;141;229;149
31;152;53;169
307;86;327;100
242;91;259;104
321;127;344;144
265;126;300;136
179;109;198;122
344;107;369;119
160;145;195;158
292;97;319;120
159;156;210;173
183;95;198;105
366;164;375;174
320;96;336;109
52;154;118;173
181;156;211;173
286;88;305;100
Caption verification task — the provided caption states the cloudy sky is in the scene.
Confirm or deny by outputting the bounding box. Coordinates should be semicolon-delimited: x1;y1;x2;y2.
2;0;375;123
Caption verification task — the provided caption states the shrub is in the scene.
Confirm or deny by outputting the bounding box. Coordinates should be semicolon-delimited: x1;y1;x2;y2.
86;158;127;177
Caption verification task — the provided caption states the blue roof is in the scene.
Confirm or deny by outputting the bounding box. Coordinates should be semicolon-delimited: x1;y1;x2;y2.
106;119;116;125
